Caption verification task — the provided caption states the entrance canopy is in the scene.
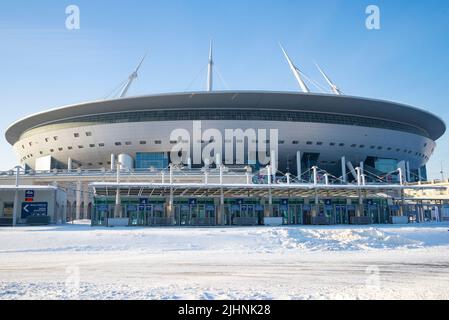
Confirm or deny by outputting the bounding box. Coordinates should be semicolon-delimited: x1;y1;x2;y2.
90;182;445;199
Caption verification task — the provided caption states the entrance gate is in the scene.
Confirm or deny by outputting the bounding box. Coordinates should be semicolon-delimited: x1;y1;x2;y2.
174;203;216;226
224;202;262;226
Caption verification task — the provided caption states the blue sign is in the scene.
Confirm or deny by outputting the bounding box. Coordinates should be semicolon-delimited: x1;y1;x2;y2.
25;190;35;198
236;199;244;205
139;198;149;205
188;199;197;205
324;199;332;206
96;204;108;211
127;205;137;211
21;202;48;219
303;204;311;211
281;199;289;206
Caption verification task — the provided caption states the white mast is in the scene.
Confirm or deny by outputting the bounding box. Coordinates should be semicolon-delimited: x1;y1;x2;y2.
279;43;309;93
315;62;342;95
207;41;213;92
119;53;147;98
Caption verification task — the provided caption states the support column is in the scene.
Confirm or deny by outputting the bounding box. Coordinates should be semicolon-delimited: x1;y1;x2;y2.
68;157;73;172
341;156;347;183
168;165;174;222
271;150;277;180
110;154;116;171
406;161;411;182
219;165;225;225
187;157;192;170
83;183;89;220
265;165;272;218
296;151;302;180
115;190;122;218
12;166;21;227
115;162;122;218
75;180;82;221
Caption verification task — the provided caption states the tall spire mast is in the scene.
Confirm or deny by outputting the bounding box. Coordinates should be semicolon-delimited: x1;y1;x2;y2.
315;62;342;95
207;41;213;92
279;43;309;93
119;53;147;98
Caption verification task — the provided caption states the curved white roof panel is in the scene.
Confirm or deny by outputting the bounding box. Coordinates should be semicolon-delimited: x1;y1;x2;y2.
5;91;446;144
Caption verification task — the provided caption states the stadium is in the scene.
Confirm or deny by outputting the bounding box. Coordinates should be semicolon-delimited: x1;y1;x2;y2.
2;45;447;227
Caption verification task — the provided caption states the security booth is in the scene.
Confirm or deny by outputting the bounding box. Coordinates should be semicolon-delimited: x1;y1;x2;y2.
0;185;67;226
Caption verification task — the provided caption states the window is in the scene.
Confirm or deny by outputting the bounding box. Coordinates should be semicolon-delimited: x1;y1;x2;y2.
74;133;80;138
50;149;54;153
29;142;32;146
155;140;162;145
339;143;345;147
22;145;25;149
359;145;365;148
58;148;63;151
39;151;43;155
316;142;323;146
377;146;383;150
45;138;49;143
139;141;147;145
78;145;84;149
170;140;177;144
53;136;58;141
351;144;357;148
99;143;105;147
279;140;285;144
125;141;132;146
35;109;430;137
292;141;299;145
306;141;313;145
329;142;336;146
68;146;73;150
85;132;92;137
115;142;122;146
98;162;104;166
89;144;95;148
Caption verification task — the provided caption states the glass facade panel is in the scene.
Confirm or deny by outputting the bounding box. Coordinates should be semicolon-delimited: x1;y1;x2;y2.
374;158;398;173
135;152;168;170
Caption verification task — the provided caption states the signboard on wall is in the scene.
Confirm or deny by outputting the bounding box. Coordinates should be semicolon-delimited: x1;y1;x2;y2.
21;202;48;219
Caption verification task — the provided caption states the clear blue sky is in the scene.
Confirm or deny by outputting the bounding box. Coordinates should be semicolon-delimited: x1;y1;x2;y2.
1;0;448;178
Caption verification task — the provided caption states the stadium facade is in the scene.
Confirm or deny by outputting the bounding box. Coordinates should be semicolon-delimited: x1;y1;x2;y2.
2;45;448;226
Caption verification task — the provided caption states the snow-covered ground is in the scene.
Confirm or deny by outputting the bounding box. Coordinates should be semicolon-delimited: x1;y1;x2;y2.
1;222;449;300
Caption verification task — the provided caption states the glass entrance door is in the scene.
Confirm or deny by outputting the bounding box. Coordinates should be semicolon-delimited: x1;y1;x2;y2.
335;205;348;224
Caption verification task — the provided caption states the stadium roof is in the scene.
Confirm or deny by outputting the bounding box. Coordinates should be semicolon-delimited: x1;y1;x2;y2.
6;91;446;144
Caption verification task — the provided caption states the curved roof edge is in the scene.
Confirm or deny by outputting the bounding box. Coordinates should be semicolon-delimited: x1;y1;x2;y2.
5;91;446;145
